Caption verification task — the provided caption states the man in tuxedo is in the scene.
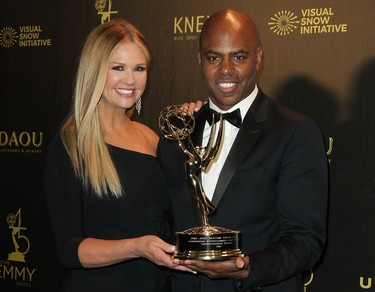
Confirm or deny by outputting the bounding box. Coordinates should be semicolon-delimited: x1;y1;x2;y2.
157;8;328;292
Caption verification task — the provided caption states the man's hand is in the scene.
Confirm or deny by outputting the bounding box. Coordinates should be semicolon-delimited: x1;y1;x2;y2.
181;100;205;113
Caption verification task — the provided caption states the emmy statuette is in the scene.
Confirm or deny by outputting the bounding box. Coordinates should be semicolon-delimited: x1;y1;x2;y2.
159;105;244;261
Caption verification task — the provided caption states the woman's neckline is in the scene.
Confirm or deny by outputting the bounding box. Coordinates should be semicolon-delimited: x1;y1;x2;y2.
106;143;157;158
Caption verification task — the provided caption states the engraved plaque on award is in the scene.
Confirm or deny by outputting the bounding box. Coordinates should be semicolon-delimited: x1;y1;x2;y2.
159;105;244;261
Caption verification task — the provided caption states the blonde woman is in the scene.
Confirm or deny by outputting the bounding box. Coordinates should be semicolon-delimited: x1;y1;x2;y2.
43;19;192;291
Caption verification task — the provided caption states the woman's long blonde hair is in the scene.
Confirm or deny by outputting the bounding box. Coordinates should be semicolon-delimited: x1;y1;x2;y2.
60;19;151;198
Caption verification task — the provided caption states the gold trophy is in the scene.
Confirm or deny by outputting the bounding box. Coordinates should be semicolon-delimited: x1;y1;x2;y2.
159;105;244;261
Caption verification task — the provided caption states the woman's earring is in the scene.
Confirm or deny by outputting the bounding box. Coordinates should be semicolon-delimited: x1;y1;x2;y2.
135;98;141;114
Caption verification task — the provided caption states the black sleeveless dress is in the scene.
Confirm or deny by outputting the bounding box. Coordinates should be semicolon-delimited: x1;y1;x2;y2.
43;134;172;292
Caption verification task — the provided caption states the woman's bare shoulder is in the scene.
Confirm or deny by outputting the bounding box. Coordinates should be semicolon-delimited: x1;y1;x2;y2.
132;121;159;148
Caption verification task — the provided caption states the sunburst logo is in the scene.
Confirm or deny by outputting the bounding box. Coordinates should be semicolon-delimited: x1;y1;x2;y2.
268;11;300;35
0;27;19;48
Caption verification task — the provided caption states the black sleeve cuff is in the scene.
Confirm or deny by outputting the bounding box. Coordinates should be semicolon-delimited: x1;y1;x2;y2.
234;279;262;291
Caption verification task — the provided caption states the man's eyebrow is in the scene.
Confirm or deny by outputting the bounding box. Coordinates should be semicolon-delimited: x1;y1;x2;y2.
232;49;249;55
204;49;219;55
203;49;249;55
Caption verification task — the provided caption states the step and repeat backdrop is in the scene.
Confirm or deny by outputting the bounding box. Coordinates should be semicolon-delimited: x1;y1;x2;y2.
1;0;374;291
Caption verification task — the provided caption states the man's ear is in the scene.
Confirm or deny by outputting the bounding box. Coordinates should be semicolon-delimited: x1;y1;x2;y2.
256;47;262;71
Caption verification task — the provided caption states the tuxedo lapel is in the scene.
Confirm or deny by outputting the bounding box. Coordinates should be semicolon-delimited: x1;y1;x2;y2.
211;91;269;206
190;103;210;146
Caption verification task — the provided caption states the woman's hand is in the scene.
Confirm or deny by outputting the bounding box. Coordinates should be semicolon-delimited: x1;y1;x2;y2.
134;235;196;273
78;235;194;274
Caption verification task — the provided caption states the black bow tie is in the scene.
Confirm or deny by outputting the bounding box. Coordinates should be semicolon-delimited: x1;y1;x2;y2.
205;108;242;128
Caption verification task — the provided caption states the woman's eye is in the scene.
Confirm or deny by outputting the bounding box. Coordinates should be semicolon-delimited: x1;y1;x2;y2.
135;66;146;72
112;66;124;71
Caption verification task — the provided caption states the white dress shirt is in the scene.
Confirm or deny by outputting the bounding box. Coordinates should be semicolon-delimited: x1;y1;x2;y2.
202;85;258;201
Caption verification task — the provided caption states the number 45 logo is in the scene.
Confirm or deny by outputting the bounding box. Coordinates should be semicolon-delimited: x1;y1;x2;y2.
6;208;31;262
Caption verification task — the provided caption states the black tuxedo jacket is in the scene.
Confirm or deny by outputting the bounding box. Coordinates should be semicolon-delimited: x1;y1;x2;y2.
157;90;328;292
